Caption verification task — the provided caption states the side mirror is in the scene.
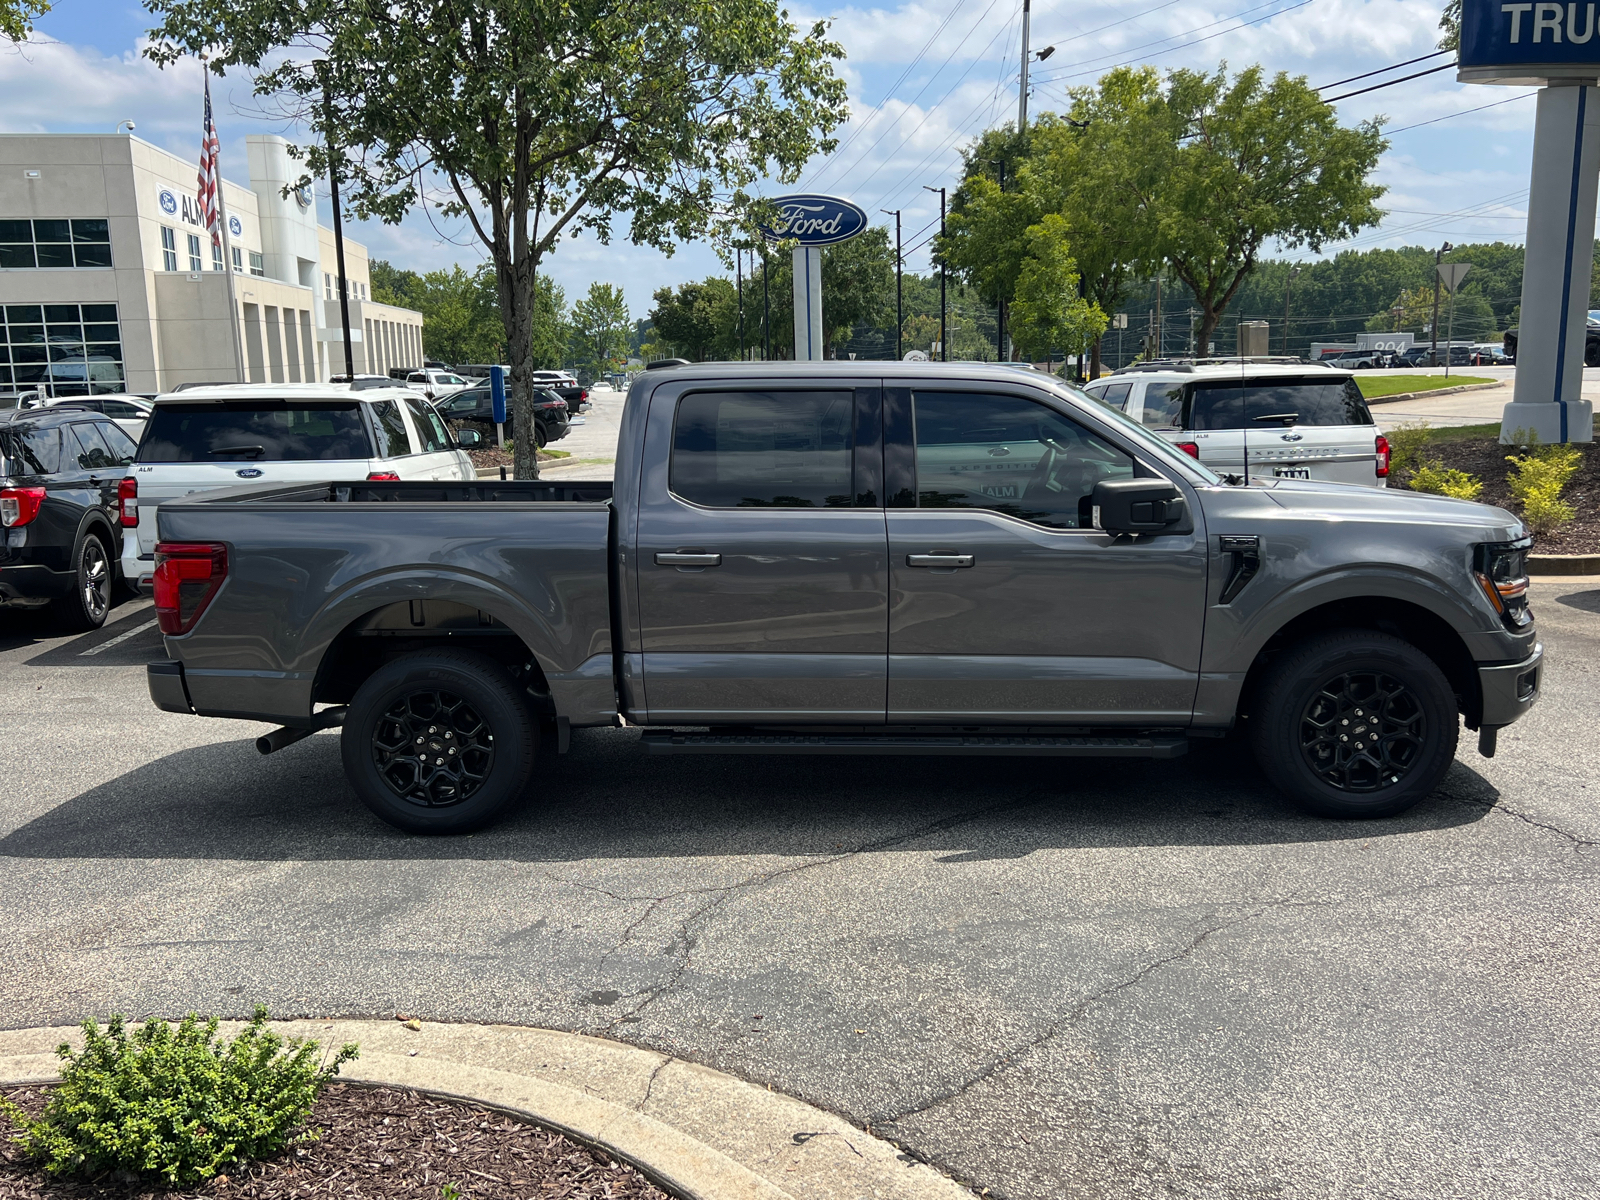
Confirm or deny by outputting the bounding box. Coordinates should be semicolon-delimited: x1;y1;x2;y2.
1091;477;1189;535
455;429;483;448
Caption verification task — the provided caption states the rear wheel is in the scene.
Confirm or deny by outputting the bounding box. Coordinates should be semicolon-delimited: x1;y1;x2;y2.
51;533;111;632
1250;630;1458;818
1586;339;1600;368
341;650;537;834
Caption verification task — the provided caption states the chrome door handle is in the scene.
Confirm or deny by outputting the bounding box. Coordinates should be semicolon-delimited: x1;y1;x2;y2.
655;552;722;567
907;553;974;568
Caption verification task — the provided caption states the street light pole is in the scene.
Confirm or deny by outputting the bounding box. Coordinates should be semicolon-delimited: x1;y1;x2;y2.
1284;265;1301;357
881;209;902;360
736;248;744;361
762;246;770;361
923;185;946;360
316;62;355;380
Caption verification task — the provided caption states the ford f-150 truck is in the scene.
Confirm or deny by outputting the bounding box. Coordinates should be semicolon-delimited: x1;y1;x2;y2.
144;362;1542;834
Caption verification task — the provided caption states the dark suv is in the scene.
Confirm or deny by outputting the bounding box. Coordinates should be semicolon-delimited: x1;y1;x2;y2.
0;405;138;629
436;384;571;448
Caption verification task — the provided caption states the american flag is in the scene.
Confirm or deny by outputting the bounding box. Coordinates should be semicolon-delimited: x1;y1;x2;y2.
197;73;221;247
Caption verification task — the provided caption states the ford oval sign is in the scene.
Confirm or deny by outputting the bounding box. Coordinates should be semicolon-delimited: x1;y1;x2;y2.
759;194;868;245
235;468;263;479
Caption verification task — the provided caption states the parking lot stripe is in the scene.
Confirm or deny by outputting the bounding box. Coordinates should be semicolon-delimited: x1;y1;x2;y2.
78;618;159;657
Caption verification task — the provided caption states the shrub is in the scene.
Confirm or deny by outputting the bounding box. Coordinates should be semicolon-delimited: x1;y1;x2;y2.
1385;421;1432;475
1409;461;1483;500
1506;442;1582;535
0;1006;357;1186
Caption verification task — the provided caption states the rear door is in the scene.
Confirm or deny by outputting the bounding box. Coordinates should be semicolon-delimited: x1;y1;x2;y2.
402;395;469;479
633;380;888;724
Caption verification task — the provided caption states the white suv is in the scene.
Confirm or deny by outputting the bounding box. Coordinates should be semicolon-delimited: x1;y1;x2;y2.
1083;362;1389;488
118;383;478;593
405;368;472;398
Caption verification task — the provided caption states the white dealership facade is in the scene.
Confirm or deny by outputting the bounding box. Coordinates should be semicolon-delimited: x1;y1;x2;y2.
0;132;423;396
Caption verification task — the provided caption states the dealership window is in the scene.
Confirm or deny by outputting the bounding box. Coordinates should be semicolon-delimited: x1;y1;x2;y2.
249;251;265;277
211;240;224;271
0;302;124;397
232;246;243;272
0;218;113;269
324;273;332;299
186;233;202;272
161;226;178;272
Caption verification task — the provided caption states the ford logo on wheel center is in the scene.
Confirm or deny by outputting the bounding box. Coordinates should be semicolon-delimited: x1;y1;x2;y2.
758;194;868;245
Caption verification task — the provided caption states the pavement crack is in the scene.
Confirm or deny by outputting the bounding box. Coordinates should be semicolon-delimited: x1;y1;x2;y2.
635;1054;675;1111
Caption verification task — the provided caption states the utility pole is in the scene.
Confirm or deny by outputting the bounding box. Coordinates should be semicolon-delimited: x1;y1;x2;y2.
1018;0;1032;130
882;209;902;360
1154;274;1163;360
1284;265;1301;357
762;246;770;361
1430;241;1453;367
990;160;1010;359
924;185;946;360
736;248;744;361
317;62;355;380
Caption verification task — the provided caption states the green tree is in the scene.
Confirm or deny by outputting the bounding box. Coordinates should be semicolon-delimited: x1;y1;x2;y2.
941;156;1036;352
649;278;736;360
569;282;631;372
818;226;894;352
146;0;848;479
1133;65;1387;354
1009;214;1108;363
1;0;48;41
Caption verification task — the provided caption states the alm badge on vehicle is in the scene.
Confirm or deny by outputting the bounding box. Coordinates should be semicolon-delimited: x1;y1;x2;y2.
758;194;868;245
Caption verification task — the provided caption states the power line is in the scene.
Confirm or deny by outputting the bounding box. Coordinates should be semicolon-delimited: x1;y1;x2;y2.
1385;91;1536;133
1314;50;1452;91
1322;61;1456;103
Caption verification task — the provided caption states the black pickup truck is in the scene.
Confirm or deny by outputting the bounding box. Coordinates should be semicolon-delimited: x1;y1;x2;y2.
145;362;1541;834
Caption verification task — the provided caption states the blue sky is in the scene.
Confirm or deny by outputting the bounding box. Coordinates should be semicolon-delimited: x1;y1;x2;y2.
5;0;1535;320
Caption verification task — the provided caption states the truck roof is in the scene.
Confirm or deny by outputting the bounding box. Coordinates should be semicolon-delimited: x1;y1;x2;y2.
1106;361;1354;382
634;360;1080;385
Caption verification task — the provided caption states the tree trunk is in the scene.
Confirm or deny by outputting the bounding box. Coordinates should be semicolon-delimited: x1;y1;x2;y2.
502;253;540;480
1197;306;1221;358
1089;334;1102;379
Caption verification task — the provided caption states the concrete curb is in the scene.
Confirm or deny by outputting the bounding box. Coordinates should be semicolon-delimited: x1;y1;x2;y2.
1363;381;1506;405
1529;553;1600;575
0;1020;971;1200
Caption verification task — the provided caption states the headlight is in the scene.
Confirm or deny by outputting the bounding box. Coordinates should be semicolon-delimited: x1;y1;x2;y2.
1474;536;1533;630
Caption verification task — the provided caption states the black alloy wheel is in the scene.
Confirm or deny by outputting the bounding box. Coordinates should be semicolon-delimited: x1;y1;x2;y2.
371;688;496;807
342;650;537;834
53;533;111;631
1298;671;1425;792
1251;630;1458;818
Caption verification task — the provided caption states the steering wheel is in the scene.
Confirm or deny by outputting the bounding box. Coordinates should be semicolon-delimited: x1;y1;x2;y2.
1022;436;1086;506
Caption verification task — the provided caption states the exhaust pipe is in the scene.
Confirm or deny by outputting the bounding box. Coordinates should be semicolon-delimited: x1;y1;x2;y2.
256;706;348;756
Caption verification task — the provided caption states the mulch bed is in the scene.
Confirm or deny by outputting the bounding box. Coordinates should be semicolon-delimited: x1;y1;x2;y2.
466;447;566;471
0;1084;671;1200
1390;433;1600;555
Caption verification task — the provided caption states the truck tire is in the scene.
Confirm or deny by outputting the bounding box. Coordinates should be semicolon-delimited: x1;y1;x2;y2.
1250;630;1459;818
1586;339;1600;368
51;531;112;632
341;650;537;834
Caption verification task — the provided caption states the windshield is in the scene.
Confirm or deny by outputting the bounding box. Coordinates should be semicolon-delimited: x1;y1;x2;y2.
138;402;372;462
1047;379;1222;485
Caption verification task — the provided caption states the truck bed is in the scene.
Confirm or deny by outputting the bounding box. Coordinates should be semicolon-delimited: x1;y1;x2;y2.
184;479;616;507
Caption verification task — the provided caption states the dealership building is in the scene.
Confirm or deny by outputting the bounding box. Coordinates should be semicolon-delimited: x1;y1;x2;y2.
0;132;423;397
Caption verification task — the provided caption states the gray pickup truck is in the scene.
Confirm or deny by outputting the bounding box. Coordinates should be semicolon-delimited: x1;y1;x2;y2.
145;362;1541;834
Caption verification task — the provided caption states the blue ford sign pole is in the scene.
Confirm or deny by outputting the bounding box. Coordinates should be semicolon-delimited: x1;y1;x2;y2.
490;365;507;448
1460;0;1598;444
759;195;868;360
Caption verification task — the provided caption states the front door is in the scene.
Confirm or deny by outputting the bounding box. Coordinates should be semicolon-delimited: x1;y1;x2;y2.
633;383;888;724
884;385;1208;725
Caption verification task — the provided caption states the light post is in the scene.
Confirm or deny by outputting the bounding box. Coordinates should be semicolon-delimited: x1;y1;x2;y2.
1430;242;1454;367
923;185;946;360
316;60;355;381
1283;265;1301;357
736;248;744;361
882;209;902;360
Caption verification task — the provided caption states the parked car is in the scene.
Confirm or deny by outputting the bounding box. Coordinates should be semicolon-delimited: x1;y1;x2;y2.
435;384;571;448
527;370;589;417
1504;317;1600;366
1325;350;1388;370
146;361;1539;835
1085;363;1388;487
44;394;156;439
405;369;473;399
118;384;479;594
1;404;139;628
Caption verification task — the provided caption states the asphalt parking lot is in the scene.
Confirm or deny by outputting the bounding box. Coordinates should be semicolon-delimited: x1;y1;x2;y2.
2;581;1597;1200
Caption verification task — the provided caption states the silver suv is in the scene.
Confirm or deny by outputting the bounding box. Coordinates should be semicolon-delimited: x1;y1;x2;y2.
1083;362;1388;487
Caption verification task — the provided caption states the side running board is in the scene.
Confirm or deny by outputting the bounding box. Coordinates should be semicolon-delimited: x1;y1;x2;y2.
640;732;1188;758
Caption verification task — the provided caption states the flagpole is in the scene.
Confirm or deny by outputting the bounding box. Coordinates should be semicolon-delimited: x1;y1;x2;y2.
201;57;246;383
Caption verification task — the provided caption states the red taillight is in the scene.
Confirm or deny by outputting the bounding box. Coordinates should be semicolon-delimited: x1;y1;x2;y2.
118;477;138;526
366;471;401;481
153;541;227;635
1176;442;1200;459
0;486;45;528
1375;434;1390;478
579;390;588;400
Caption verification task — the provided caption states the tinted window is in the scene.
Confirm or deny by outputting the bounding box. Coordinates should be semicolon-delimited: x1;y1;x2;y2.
1190;378;1373;429
672;391;854;508
1094;382;1132;411
404;396;447;452
1140;385;1184;430
373;400;412;456
911;391;1133;530
0;425;60;475
67;422;115;469
138;403;372;462
98;421;137;463
99;399;145;418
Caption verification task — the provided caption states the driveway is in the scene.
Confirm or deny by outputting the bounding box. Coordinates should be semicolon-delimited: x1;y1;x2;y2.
1;582;1596;1199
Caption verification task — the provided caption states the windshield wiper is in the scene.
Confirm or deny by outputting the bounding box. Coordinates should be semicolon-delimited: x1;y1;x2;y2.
206;445;266;459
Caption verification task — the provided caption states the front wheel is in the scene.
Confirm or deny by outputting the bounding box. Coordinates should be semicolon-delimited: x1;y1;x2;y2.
1250;630;1459;818
341;650;537;834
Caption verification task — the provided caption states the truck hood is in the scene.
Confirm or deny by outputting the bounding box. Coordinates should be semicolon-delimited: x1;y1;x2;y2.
1251;477;1526;540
